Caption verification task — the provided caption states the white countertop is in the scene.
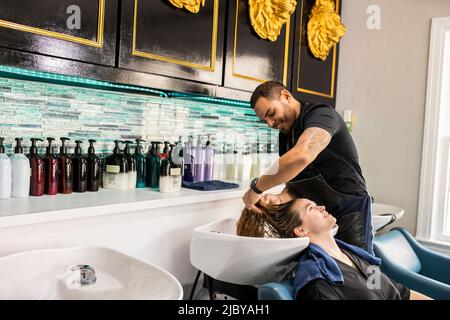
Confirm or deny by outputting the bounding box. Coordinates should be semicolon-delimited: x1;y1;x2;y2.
0;183;259;229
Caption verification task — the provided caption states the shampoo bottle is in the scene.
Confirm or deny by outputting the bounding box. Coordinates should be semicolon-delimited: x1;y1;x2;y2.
160;144;182;193
193;136;204;182
183;135;195;182
103;140;128;190
203;134;214;181
147;141;161;188
0;137;12;199
44;137;59;195
124;140;137;189
72;140;87;193
28;138;45;196
58;137;73;194
86;139;100;192
133;138;146;188
10;138;30;198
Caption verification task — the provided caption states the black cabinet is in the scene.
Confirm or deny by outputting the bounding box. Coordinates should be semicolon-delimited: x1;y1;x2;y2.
223;0;294;92
119;0;225;86
0;0;118;66
291;0;342;107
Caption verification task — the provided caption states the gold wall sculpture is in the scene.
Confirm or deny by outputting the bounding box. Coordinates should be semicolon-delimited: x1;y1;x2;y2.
307;0;346;61
168;0;205;13
249;0;297;42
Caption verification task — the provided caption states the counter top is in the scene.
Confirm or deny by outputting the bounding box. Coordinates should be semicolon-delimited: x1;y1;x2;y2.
0;183;267;229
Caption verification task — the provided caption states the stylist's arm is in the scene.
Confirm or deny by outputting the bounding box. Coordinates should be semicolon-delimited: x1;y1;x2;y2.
243;127;331;213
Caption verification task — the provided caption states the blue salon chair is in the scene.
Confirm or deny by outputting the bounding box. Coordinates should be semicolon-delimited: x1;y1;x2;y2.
374;227;450;300
258;280;295;300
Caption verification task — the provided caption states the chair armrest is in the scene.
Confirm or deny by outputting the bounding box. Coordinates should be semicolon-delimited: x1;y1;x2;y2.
376;245;450;299
258;281;294;300
395;228;450;285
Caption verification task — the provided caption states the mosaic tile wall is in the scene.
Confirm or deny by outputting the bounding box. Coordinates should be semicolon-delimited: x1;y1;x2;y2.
0;77;277;157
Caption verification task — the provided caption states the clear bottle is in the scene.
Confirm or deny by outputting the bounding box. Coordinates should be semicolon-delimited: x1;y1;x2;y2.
203;134;215;181
212;141;224;181
124;140;137;189
133;138;146;188
10;138;30;198
103;140;128;190
193;135;204;182
160;144;182;193
0;137;12;199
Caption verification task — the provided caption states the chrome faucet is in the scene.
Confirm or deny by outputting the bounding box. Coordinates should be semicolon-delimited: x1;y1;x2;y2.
71;265;97;286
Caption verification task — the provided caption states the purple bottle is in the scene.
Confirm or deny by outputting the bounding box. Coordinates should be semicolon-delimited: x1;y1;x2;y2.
183;136;195;182
203;134;214;181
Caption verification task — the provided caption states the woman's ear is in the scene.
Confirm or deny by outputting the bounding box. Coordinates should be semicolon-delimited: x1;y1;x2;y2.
294;226;308;238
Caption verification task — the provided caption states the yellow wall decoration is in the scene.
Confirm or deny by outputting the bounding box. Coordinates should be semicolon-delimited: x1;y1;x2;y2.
249;0;297;42
307;0;346;61
168;0;205;14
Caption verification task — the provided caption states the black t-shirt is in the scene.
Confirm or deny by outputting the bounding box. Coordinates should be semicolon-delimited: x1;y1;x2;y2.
279;102;367;196
296;249;411;300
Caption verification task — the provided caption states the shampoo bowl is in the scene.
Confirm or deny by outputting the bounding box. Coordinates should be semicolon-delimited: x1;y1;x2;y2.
190;218;338;285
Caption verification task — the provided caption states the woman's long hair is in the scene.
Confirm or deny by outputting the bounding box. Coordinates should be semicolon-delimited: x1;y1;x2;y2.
236;200;303;238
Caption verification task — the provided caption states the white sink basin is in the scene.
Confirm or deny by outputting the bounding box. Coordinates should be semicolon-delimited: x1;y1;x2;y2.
0;247;183;300
372;202;404;232
190;218;338;285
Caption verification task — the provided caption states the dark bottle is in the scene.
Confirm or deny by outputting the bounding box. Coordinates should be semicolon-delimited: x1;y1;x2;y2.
133;138;146;188
72;140;87;193
86;139;100;192
146;141;161;188
44;137;59;195
160;141;170;160
123;140;137;189
58;137;73;194
27;138;45;196
103;140;128;190
160;144;182;193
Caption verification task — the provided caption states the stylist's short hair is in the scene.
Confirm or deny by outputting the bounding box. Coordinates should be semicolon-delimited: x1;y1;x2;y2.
250;81;287;109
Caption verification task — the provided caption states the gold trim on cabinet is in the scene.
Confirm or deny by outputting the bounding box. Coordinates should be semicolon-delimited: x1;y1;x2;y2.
232;0;290;86
0;0;105;48
131;0;218;72
296;0;339;98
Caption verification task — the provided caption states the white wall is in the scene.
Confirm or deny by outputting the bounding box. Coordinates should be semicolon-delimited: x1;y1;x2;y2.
336;0;450;234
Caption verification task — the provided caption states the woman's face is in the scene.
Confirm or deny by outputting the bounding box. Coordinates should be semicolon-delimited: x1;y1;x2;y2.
292;198;336;237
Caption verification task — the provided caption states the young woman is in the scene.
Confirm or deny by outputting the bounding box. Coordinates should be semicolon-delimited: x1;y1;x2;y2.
237;199;431;300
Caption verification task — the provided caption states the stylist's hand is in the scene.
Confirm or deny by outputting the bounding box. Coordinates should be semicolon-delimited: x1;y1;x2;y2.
242;188;262;214
261;193;282;205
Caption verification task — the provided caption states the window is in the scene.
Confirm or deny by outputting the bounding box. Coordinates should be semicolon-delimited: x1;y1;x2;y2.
417;17;450;244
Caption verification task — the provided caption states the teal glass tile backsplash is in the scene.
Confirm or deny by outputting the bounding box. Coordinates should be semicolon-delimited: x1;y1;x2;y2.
0;77;277;156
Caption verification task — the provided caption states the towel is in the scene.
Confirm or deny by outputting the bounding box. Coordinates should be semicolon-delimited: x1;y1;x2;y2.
182;180;240;191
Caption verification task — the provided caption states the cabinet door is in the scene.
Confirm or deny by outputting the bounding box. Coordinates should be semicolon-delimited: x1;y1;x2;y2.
119;0;225;86
223;0;294;93
291;0;342;107
0;0;117;66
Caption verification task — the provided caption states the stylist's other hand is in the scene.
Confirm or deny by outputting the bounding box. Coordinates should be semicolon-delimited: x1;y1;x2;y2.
243;188;262;214
261;193;282;205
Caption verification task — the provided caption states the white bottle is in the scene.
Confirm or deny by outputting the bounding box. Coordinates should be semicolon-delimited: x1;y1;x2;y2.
0;138;12;199
10;138;30;198
213;143;224;180
239;150;253;182
250;143;261;179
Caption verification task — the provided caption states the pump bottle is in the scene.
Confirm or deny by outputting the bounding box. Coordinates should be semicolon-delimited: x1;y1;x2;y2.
72;140;87;193
11;138;30;198
28;138;45;196
86;139;100;192
0;137;11;199
58;137;73;194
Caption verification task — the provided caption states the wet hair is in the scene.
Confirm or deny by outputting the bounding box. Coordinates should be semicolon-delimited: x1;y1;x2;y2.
250;81;288;109
236;200;303;238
